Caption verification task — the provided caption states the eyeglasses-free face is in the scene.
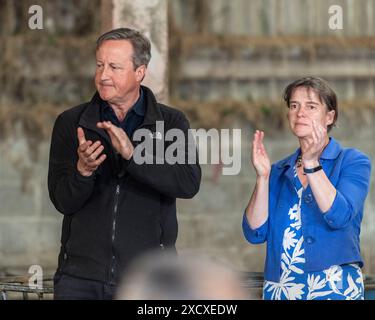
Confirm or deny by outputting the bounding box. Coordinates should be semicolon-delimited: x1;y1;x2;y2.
287;87;335;138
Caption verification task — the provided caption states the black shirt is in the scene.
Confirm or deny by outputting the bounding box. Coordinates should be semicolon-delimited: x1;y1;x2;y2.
100;88;145;139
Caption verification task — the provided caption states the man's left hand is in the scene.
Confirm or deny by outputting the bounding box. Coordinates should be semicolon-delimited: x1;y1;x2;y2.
97;121;134;160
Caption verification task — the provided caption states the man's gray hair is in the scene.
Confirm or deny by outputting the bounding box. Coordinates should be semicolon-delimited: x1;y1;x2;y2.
96;28;151;70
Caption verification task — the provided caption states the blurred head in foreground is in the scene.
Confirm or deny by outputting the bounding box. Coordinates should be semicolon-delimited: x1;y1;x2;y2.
116;251;249;300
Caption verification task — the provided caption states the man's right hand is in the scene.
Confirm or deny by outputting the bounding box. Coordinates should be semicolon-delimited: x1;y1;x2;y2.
77;127;107;177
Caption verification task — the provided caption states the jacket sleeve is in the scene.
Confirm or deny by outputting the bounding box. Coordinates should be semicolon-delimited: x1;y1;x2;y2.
125;113;201;199
48;113;95;215
242;211;268;244
322;150;372;229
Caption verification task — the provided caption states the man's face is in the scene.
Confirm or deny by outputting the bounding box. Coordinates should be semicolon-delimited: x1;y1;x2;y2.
287;86;335;138
95;40;146;105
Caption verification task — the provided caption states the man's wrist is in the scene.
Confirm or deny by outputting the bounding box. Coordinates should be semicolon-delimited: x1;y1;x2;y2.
122;146;134;160
79;171;93;177
77;163;94;177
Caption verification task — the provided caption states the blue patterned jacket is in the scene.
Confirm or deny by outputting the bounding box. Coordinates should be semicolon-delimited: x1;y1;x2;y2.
242;137;372;282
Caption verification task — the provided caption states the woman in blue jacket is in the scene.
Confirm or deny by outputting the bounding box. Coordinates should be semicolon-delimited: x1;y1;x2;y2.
243;77;372;300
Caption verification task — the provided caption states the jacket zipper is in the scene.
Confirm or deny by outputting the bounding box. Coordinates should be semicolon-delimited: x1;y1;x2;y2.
109;183;120;283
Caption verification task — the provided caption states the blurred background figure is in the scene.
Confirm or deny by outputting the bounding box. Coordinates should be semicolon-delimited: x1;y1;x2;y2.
116;250;251;300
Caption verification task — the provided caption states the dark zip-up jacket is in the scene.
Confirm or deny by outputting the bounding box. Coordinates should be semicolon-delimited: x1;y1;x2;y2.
48;86;201;284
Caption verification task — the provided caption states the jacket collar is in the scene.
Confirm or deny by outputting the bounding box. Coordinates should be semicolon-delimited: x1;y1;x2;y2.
78;92;105;138
320;137;342;160
276;137;342;169
78;85;163;138
140;85;164;126
101;87;146;119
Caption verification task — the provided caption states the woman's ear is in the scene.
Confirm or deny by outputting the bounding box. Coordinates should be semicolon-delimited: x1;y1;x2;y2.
326;110;335;126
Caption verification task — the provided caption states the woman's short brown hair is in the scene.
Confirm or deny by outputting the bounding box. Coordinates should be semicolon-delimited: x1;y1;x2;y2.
283;76;338;132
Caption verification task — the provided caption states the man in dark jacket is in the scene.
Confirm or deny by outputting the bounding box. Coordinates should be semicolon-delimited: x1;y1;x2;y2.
48;28;201;300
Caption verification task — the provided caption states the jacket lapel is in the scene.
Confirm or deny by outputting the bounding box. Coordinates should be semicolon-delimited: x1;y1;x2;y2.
277;149;300;188
78;92;112;145
319;137;343;181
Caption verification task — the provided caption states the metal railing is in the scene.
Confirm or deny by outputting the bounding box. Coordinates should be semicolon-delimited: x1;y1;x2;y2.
0;275;54;300
0;272;374;300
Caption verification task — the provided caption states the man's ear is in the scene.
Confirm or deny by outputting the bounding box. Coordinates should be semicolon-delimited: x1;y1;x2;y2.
136;65;146;82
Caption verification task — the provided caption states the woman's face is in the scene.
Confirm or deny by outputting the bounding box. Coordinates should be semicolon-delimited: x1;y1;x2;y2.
287;86;335;138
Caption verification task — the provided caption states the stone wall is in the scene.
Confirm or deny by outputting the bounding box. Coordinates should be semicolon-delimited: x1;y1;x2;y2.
170;0;375;36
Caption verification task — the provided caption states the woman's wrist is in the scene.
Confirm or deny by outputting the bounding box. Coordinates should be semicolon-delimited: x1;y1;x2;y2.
303;159;320;169
256;174;270;183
